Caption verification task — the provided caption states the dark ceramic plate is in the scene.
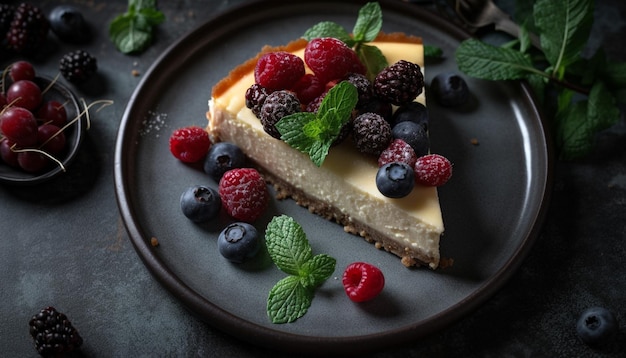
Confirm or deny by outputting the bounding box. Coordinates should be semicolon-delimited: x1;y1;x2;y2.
0;76;85;185
114;0;552;354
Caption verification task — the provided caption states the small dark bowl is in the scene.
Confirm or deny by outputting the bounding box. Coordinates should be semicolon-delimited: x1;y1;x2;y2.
0;76;87;185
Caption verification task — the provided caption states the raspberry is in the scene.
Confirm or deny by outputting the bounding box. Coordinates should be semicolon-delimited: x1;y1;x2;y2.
59;50;97;83
342;262;385;302
218;168;269;222
259;90;300;139
245;83;270;117
414;154;452;186
378;139;417;168
304;37;366;83
29;306;83;356
254;51;305;91
169;126;211;163
374;60;424;106
290;73;325;105
352;112;392;156
5;3;49;54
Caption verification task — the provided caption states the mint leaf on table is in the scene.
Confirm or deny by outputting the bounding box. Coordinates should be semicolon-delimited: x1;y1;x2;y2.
276;81;358;166
265;215;336;324
456;39;537;80
109;0;165;54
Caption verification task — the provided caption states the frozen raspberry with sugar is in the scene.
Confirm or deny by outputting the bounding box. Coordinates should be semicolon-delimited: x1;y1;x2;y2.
169;126;211;163
414;154;452;186
304;37;366;83
290;73;325;105
378;139;417;168
218;168;269;222
352;112;392;156
245;83;270;117
254;51;305;91
374;60;424;106
259;90;300;139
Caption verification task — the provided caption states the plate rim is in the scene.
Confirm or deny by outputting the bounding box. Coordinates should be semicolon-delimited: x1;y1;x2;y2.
113;0;553;354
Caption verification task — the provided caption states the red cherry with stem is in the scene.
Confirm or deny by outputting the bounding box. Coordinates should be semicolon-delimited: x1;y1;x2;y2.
0;138;19;167
9;61;36;82
17;151;49;173
6;80;42;111
0;107;39;147
38;124;66;154
37;100;67;126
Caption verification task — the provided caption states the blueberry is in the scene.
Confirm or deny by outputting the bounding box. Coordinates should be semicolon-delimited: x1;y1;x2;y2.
390;101;429;130
180;185;221;223
203;142;246;181
218;222;260;263
430;72;470;107
391;121;429;157
376;162;415;198
576;307;619;347
49;6;91;44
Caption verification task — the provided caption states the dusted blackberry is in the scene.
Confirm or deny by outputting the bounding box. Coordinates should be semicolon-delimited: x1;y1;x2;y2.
352;112;392;155
29;306;83;357
259;90;300;139
5;3;49;54
373;60;424;106
59;50;97;83
245;83;270;117
305;92;325;113
345;73;373;109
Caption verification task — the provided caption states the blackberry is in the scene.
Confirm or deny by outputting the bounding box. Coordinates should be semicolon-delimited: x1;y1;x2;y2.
345;73;373;109
245;83;270;117
373;60;424;106
259;90;300;139
29;306;83;357
5;3;49;54
59;50;97;83
352;112;392;155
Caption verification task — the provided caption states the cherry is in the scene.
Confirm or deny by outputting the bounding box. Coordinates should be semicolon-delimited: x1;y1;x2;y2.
6;80;42;111
17;151;49;173
37;100;67;127
9;61;36;82
0;138;19;167
0;107;39;147
38;124;66;154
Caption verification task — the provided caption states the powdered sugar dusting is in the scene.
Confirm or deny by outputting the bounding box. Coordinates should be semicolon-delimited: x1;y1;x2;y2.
139;110;168;137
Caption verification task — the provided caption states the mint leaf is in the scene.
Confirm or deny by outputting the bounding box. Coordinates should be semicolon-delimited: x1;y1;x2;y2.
277;81;358;166
352;2;383;43
357;44;388;81
302;21;353;45
555;101;590;160
534;0;593;73
265;215;312;276
109;0;165;54
424;45;443;59
587;81;620;131
456;39;537;80
300;254;336;288
267;275;314;324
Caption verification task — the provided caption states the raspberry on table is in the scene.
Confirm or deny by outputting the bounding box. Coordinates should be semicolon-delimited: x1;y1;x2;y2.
374;60;424;106
254;51;305;91
5;3;49;54
218;168;269;222
259;90;301;139
169;126;211;163
378;139;418;168
59;50;98;83
414;153;453;186
342;262;385;302
304;37;366;83
352;112;392;156
29;306;83;356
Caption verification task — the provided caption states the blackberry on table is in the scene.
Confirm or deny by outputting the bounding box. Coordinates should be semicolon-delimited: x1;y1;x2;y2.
352;112;392;156
59;50;97;83
374;60;424;106
245;83;270;117
259;90;300;139
28;306;83;357
0;4;15;40
5;3;49;54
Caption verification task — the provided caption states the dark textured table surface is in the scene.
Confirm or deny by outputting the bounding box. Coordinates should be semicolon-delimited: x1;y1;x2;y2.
1;0;625;356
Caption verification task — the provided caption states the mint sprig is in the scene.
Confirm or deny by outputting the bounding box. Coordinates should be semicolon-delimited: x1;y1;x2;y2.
109;0;165;54
455;0;625;160
276;81;358;166
265;215;336;324
303;2;387;80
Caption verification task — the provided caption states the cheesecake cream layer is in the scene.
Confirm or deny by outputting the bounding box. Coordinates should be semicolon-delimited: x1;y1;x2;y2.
208;34;443;268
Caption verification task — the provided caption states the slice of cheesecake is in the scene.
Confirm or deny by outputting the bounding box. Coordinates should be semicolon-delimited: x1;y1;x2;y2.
207;33;444;269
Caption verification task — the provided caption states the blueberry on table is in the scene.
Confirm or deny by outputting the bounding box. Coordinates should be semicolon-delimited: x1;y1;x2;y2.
390;101;429;130
218;222;260;263
180;185;221;223
203;142;246;181
49;5;91;43
376;162;415;198
576;306;618;347
430;72;470;107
